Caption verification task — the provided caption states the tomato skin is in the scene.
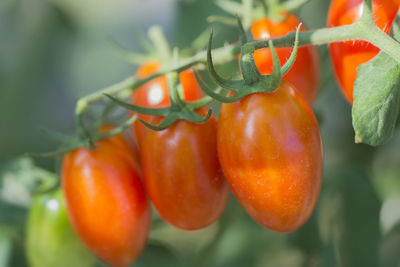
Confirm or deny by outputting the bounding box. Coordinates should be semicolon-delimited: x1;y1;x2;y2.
251;13;320;105
217;81;323;232
141;109;228;230
327;0;400;104
61;133;150;267
131;61;204;144
100;124;141;168
26;189;95;267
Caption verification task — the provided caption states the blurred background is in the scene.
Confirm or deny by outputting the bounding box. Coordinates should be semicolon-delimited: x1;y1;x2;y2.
2;0;400;266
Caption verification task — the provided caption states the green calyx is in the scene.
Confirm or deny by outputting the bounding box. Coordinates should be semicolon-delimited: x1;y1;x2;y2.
195;20;300;103
28;114;139;158
106;71;212;131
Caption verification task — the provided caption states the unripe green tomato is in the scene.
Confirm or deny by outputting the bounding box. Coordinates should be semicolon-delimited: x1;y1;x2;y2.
26;188;95;267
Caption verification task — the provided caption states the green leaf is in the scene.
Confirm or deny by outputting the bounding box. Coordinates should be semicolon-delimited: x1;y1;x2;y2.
352;33;400;146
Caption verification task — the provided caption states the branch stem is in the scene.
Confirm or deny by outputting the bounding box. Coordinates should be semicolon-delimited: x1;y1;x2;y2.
74;15;400;120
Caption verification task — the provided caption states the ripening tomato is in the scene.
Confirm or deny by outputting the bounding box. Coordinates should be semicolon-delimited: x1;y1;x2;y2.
141;109;228;230
61;130;150;267
26;189;95;267
327;0;400;104
251;13;320;105
217;81;323;232
131;61;204;145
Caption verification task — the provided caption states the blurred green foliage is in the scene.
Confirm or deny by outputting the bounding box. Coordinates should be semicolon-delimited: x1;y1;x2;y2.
1;0;400;266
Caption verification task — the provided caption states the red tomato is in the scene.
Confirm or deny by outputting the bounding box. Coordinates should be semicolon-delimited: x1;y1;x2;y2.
217;81;323;232
140;109;228;230
327;0;400;104
131;61;204;144
61;129;150;267
251;13;320;105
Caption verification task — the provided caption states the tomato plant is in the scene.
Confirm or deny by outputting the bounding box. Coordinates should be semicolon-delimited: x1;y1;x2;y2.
12;0;400;266
61;132;150;267
327;0;400;104
251;13;320;105
217;81;323;232
26;189;95;267
140;108;228;230
131;61;204;144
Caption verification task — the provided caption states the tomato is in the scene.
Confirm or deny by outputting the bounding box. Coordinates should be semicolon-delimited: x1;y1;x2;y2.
251;13;320;105
327;0;400;104
131;61;204;145
140;109;228;230
26;188;95;267
217;81;323;232
100;124;141;167
61;130;150;267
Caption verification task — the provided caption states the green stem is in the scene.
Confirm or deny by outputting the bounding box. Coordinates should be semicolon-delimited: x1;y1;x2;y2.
252;23;400;63
240;44;260;84
74;100;94;148
74;16;400;121
355;12;400;63
167;72;185;108
251;24;356;48
186;96;214;109
77;76;135;109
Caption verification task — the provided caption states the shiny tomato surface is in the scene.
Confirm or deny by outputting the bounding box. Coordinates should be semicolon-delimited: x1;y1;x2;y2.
327;0;400;103
131;61;204;144
61;131;150;267
251;13;320;105
217;81;323;232
141;109;228;230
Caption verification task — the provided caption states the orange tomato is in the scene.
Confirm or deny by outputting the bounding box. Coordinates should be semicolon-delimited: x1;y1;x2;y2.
217;81;323;232
61;130;150;267
141;109;228;230
327;0;400;103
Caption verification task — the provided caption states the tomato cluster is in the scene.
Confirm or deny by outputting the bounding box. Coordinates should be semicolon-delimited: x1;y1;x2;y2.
58;11;324;267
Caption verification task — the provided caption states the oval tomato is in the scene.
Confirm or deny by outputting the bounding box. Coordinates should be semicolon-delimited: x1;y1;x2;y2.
61;131;150;267
327;0;400;104
217;81;323;232
26;189;95;267
251;13;320;105
140;109;228;230
131;61;204;144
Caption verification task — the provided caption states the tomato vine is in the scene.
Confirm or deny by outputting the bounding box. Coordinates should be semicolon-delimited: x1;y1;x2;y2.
32;0;400;153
